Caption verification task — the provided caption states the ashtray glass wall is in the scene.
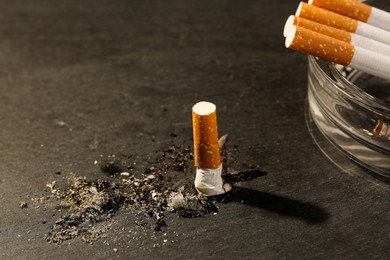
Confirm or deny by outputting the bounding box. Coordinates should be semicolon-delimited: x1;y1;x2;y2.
307;55;390;178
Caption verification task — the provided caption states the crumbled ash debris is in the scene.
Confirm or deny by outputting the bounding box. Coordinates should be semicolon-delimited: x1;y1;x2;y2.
19;201;28;208
152;144;194;174
167;189;218;218
44;140;261;244
45;177;125;244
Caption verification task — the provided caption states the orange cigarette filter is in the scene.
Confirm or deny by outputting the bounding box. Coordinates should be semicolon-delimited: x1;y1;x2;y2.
292;16;351;42
298;2;358;33
286;26;355;66
309;0;371;22
192;101;221;169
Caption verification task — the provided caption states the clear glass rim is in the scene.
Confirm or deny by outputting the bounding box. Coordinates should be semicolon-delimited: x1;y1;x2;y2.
308;55;390;115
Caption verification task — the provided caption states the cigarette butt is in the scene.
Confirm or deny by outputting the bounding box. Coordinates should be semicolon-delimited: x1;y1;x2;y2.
286;25;390;81
296;2;390;45
284;15;390;57
373;120;384;136
373;120;390;140
309;0;390;32
192;101;226;196
192;101;221;169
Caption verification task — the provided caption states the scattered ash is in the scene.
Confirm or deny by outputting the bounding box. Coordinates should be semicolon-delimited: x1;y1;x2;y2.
44;140;262;244
19;201;28;208
167;188;218;218
45;177;125;243
45;143;210;244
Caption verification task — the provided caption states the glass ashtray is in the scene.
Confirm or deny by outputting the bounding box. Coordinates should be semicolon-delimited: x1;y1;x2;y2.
306;55;390;188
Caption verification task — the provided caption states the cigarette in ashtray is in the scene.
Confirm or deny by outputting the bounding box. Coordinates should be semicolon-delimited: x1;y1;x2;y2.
373;120;390;140
285;25;390;81
296;2;390;45
192;101;230;196
309;0;390;32
283;15;390;57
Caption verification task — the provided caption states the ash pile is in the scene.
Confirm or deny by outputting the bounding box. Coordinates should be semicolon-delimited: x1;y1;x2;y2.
45;143;222;244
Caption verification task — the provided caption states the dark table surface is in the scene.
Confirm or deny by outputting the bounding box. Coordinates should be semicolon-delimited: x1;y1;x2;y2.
0;0;389;259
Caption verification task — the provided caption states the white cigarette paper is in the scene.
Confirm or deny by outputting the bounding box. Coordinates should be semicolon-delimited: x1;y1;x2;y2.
283;15;390;57
309;0;390;32
349;46;390;82
368;7;390;32
355;22;390;46
194;165;225;196
285;25;390;81
350;33;390;58
296;2;390;46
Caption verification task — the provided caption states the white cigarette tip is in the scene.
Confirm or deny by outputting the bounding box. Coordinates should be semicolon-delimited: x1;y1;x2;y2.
283;15;295;37
307;0;314;5
285;25;297;48
295;2;303;16
193;101;216;116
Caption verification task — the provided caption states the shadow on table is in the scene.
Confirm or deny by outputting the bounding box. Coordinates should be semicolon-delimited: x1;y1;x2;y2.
223;170;329;224
230;187;329;224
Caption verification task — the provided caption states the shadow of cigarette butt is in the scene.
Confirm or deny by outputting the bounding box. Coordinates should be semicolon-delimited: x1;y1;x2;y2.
227;187;329;224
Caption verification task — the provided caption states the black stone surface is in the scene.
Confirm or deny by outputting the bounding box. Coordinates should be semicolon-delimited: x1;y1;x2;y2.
0;0;388;259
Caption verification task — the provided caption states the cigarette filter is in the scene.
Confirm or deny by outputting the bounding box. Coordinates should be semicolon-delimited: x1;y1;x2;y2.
284;15;351;41
296;2;390;45
284;15;390;57
309;0;390;32
192;101;225;196
285;25;390;81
